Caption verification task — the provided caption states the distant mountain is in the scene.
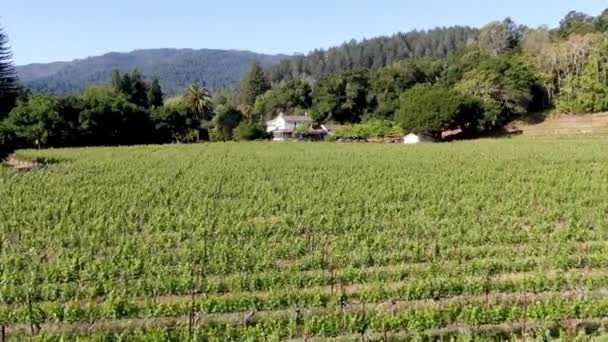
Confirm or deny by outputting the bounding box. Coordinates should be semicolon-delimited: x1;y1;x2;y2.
17;49;287;95
18;26;479;96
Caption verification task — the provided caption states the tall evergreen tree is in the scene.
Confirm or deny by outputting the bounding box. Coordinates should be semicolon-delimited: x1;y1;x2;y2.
129;69;150;108
111;69;123;93
148;78;164;108
0;25;19;118
121;73;133;99
240;62;270;108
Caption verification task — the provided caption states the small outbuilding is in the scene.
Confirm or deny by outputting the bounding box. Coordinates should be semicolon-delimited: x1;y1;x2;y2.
403;133;437;144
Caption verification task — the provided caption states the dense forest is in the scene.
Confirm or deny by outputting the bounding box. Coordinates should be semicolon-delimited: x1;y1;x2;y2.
17;49;286;95
2;8;608;159
267;26;480;82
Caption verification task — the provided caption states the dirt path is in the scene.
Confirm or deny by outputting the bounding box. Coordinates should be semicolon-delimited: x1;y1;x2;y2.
2;157;38;170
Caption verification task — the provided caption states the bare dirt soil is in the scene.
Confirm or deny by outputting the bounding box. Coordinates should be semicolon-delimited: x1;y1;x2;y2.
510;112;608;136
2;158;38;170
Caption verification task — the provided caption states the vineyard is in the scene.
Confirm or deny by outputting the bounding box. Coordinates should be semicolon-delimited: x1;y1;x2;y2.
2;138;608;341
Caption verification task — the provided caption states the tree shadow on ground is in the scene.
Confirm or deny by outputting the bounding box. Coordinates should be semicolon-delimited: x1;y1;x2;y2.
519;111;550;125
442;127;523;142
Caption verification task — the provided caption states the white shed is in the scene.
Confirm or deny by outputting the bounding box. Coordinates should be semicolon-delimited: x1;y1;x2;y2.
403;133;437;144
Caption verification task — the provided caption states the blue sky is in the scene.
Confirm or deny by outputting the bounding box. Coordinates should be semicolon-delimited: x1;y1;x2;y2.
3;0;607;65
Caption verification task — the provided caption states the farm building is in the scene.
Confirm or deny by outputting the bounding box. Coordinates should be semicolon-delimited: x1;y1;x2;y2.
266;113;331;141
403;133;437;144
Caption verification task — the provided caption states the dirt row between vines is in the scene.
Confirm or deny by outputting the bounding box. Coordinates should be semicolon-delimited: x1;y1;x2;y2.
141;267;608;306
6;287;608;338
21;240;608;305
14;266;608;312
285;318;608;342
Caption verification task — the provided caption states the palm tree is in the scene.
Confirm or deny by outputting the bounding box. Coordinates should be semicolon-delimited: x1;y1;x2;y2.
183;83;212;142
184;83;212;119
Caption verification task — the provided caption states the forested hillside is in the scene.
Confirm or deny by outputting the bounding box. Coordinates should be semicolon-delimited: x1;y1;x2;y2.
267;26;479;82
17;49;286;95
259;9;608;138
18;27;478;96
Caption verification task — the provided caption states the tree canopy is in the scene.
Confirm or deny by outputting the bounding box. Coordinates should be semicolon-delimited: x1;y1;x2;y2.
395;84;481;138
240;62;271;108
152;96;198;142
267;26;479;83
253;80;312;121
368;63;428;120
312;70;371;124
213;105;243;140
478;18;520;57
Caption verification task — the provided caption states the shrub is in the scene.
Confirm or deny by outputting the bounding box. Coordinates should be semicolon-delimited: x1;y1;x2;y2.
209;128;226;142
233;122;267;141
331;120;403;139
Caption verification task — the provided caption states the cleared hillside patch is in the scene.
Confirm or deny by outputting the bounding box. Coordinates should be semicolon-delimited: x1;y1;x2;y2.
510;113;608;136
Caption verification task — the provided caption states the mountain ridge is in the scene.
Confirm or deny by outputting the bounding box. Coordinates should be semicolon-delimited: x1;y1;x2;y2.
17;26;479;96
17;48;288;95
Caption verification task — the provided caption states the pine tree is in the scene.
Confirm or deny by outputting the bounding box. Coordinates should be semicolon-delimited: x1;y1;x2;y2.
240;62;270;108
0;25;19;118
148;78;164;108
111;69;123;93
129;69;149;108
121;73;133;99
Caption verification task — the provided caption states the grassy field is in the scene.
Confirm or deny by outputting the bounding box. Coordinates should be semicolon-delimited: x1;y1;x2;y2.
2;138;608;341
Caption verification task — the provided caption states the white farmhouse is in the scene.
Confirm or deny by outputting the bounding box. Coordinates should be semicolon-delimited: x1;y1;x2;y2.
403;133;437;144
266;113;314;141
